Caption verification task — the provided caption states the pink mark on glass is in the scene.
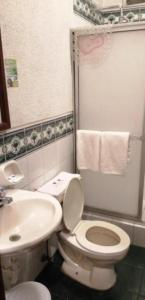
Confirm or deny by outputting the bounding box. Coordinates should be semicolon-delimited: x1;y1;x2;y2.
78;35;105;55
77;31;112;66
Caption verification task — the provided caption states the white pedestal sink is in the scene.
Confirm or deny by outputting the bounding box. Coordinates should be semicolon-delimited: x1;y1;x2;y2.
0;189;62;255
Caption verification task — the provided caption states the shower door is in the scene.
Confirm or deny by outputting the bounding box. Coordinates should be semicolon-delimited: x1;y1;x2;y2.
74;24;145;218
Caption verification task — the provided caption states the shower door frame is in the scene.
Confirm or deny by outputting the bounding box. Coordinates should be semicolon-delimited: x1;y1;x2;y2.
72;22;145;221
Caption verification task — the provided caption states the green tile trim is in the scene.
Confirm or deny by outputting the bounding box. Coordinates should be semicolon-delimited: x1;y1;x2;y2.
0;136;5;163
42;120;56;145
0;112;74;164
55;116;67;140
4;130;26;160
25;124;42;153
73;0;145;24
73;0;103;24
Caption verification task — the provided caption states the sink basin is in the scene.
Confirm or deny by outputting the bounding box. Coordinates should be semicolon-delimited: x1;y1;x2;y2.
0;189;62;255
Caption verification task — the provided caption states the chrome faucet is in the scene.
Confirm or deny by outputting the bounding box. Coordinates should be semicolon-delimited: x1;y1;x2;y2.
0;187;13;208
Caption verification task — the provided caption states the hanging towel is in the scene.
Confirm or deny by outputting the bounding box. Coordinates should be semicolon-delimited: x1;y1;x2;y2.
77;130;101;171
100;131;130;175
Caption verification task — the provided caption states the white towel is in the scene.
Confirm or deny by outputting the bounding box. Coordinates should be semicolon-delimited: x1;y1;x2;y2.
77;130;100;171
100;131;130;175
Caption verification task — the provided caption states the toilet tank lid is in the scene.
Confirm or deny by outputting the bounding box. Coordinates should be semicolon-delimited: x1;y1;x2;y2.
38;172;81;197
63;178;84;232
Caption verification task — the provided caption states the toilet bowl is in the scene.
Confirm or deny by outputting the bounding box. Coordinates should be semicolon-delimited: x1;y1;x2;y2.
6;282;51;300
39;173;130;290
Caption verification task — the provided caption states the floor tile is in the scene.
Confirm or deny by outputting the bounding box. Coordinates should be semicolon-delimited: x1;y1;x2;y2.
36;246;145;300
122;293;138;300
107;291;138;300
139;269;145;296
116;263;143;294
122;246;145;268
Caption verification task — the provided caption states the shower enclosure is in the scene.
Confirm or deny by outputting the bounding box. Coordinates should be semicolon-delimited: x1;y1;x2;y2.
72;23;145;220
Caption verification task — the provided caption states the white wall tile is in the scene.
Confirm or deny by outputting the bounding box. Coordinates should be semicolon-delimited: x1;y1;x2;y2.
15;156;29;189
41;142;57;178
102;0;123;8
15;135;74;192
42;154;74;187
27;149;44;183
59;155;74;173
56;135;74;163
42;134;74;184
28;176;45;191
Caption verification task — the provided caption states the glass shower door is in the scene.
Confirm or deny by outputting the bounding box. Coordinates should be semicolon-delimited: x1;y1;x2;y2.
75;26;145;217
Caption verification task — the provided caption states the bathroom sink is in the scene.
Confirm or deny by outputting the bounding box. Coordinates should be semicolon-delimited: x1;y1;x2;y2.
0;189;62;255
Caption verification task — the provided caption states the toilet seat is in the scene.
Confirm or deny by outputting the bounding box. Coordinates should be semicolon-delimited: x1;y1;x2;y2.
59;219;130;258
75;220;130;256
61;178;130;259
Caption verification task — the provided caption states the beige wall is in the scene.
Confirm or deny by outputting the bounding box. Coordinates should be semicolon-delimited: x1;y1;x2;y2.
0;1;91;288
93;0;122;7
0;0;89;128
93;0;144;8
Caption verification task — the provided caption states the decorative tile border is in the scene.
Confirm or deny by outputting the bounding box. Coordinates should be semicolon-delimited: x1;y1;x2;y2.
73;0;103;24
0;112;74;164
42;120;56;145
55;117;67;140
73;0;145;24
4;130;26;161
102;7;145;24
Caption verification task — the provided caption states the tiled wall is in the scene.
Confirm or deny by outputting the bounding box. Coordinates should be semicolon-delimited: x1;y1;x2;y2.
73;0;103;24
0;112;73;164
1;112;74;192
17;131;74;191
74;0;145;25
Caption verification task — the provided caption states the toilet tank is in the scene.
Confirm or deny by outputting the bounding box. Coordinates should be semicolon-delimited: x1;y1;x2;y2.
38;172;81;203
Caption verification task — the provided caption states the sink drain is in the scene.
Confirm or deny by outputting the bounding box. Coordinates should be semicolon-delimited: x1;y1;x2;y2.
9;234;21;242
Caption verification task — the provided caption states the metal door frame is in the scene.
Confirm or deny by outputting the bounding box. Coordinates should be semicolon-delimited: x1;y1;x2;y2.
71;22;145;221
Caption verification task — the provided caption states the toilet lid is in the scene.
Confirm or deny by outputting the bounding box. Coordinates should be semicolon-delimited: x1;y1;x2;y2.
63;178;84;232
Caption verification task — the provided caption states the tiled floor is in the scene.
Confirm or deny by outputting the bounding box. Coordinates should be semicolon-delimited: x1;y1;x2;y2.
36;246;145;300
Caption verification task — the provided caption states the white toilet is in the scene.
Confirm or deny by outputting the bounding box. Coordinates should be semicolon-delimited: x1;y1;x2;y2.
39;173;130;291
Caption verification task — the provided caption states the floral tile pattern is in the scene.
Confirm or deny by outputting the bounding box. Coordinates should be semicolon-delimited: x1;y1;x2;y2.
0;136;5;163
0;112;73;164
66;114;74;133
122;8;140;22
25;124;42;153
73;0;145;25
103;10;121;24
4;130;26;160
55;116;67;139
42;121;55;145
73;0;103;24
